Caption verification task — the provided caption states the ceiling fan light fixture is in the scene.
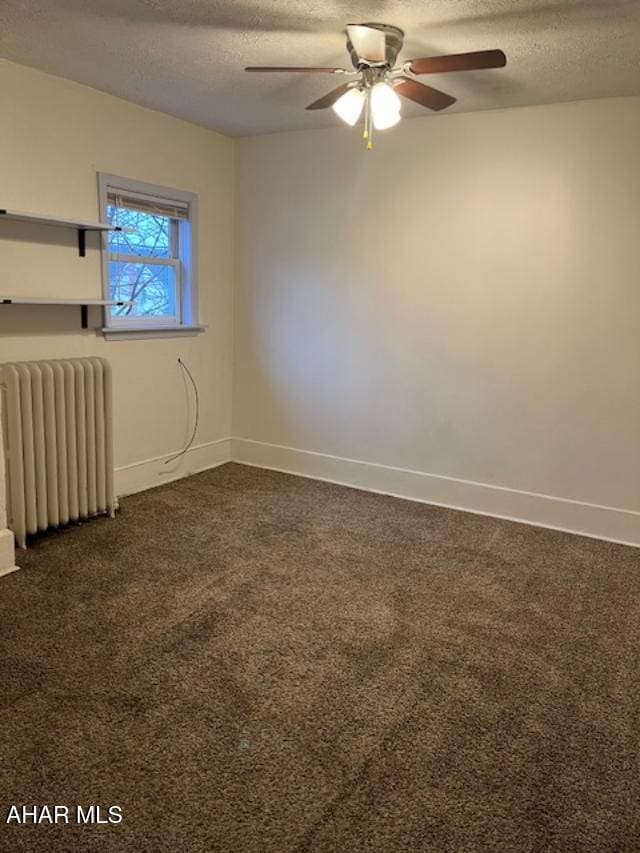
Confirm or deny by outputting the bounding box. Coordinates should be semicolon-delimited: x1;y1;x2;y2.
370;82;401;129
332;87;366;125
246;24;507;146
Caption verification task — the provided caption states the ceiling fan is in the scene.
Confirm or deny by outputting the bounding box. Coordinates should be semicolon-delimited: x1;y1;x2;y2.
246;23;506;148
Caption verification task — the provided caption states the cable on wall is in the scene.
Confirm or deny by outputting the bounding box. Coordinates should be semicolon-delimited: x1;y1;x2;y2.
164;357;200;466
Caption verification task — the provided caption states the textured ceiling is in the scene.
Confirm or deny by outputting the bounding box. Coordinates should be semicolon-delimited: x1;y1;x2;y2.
2;0;640;136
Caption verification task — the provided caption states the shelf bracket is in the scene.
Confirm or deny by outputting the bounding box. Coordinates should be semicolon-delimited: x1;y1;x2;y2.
80;305;88;328
77;228;86;257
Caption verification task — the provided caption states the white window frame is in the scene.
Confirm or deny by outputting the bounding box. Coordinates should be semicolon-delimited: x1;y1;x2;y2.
98;173;201;338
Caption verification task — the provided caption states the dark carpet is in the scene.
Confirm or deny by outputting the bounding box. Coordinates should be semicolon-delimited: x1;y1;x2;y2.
0;462;638;852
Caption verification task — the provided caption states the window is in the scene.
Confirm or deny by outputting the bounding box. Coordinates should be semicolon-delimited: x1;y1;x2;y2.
98;174;199;335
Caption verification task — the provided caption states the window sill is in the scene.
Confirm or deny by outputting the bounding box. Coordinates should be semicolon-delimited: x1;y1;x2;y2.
102;324;206;341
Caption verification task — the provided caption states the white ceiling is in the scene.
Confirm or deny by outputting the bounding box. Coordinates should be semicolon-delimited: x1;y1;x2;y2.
2;0;640;137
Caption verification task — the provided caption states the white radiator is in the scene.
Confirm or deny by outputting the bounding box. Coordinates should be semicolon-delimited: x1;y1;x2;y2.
0;357;115;548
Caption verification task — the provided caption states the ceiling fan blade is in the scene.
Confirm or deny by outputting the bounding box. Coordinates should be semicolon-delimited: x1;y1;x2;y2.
306;83;353;111
394;78;456;111
245;66;346;73
409;49;506;75
346;24;386;63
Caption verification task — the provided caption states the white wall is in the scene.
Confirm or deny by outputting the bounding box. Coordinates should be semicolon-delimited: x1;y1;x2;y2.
2;61;638;547
0;60;235;494
234;96;640;545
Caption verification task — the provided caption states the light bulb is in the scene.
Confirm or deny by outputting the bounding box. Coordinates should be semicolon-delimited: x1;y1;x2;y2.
332;88;365;126
371;82;401;129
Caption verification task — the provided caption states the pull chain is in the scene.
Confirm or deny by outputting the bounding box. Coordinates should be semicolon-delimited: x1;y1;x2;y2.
364;89;373;150
363;90;369;141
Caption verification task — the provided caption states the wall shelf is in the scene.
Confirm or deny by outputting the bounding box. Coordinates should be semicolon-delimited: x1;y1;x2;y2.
0;207;124;257
1;296;133;329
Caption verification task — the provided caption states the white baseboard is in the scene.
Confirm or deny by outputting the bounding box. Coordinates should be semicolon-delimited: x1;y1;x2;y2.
231;437;640;548
115;437;232;497
0;528;19;578
0;564;20;578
